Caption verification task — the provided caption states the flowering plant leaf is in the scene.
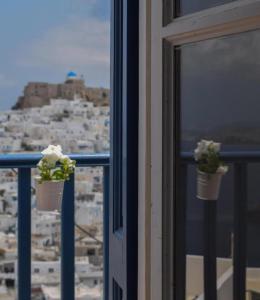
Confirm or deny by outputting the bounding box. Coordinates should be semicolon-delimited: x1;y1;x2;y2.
194;140;228;174
37;145;76;182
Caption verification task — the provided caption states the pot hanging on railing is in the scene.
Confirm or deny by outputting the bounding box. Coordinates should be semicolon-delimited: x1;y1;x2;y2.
194;139;228;201
35;145;76;212
35;179;64;211
197;170;223;200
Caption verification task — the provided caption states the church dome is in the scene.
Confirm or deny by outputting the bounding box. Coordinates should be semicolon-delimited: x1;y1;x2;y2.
66;71;78;80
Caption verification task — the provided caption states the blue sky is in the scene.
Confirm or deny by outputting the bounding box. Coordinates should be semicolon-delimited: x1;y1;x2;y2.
0;0;110;109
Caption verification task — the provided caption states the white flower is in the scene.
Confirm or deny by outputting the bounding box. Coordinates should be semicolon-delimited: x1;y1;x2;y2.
208;142;221;152
60;154;68;162
41;145;63;164
194;140;210;161
194;139;221;161
60;155;75;168
217;165;228;174
37;160;43;168
194;148;202;161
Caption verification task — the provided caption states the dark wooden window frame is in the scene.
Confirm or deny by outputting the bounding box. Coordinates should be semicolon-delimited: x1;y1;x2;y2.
109;0;139;299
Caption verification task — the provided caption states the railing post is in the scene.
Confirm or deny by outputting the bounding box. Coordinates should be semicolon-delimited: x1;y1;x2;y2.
61;174;75;300
175;164;187;300
203;200;217;300
233;163;247;300
103;166;109;299
18;168;31;300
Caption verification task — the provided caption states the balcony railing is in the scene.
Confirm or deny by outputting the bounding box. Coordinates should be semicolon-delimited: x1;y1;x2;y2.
180;151;260;300
0;153;109;300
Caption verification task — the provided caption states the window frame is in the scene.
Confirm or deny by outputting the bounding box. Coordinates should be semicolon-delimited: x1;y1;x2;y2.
148;0;260;299
109;0;139;299
163;0;260;30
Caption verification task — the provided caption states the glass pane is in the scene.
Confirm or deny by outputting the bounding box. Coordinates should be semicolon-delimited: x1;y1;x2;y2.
179;0;236;16
180;30;260;299
181;30;260;152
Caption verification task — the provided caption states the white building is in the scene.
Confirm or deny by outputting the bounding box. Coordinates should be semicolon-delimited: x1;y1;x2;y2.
41;284;102;300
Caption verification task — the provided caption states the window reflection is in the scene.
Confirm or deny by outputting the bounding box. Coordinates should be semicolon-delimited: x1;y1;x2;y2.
180;30;260;299
179;0;235;15
181;30;260;152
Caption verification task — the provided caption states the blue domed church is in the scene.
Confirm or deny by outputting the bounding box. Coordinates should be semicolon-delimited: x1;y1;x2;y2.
13;72;109;109
66;71;81;83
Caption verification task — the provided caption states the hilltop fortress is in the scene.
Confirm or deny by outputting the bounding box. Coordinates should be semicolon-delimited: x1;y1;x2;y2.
13;71;109;109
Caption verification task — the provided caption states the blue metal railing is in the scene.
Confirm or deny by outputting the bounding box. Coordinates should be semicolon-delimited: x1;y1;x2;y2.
180;151;257;300
0;153;110;300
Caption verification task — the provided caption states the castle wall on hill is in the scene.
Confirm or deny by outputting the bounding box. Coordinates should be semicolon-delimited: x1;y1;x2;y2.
13;78;109;110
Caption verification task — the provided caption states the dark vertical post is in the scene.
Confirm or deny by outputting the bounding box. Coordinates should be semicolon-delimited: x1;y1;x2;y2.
103;166;109;299
204;200;217;300
110;0;139;296
61;175;75;300
175;164;187;300
233;163;247;300
18;168;31;300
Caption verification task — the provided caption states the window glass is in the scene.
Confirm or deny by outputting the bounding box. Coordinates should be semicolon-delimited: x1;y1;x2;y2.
180;30;260;299
181;30;260;152
179;0;236;16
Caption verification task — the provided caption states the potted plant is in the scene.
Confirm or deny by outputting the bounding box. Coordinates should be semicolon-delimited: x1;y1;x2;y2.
194;140;228;200
35;145;76;211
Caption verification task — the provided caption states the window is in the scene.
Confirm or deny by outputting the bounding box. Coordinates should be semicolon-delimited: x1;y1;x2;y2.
181;30;260;152
163;0;238;24
87;249;95;256
178;0;235;16
160;1;260;299
34;268;40;274
180;30;260;297
48;268;54;273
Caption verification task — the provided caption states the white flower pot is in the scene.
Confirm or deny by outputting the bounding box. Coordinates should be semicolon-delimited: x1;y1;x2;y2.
197;170;223;200
35;179;64;211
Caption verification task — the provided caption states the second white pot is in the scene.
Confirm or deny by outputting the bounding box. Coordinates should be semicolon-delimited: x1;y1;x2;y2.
35;179;64;211
197;170;223;200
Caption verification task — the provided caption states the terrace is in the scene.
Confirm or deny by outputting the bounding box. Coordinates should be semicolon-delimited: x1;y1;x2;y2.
6;150;260;299
1;0;260;298
0;153;109;300
173;151;260;299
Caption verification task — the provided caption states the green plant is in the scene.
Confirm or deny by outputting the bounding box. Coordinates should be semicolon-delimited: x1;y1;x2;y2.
194;140;228;174
37;145;76;182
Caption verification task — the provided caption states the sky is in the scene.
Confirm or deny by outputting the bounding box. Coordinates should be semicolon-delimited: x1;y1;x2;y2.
0;0;110;109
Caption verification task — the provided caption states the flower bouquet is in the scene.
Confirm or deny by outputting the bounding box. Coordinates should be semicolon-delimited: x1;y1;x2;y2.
35;145;76;211
194;140;228;200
